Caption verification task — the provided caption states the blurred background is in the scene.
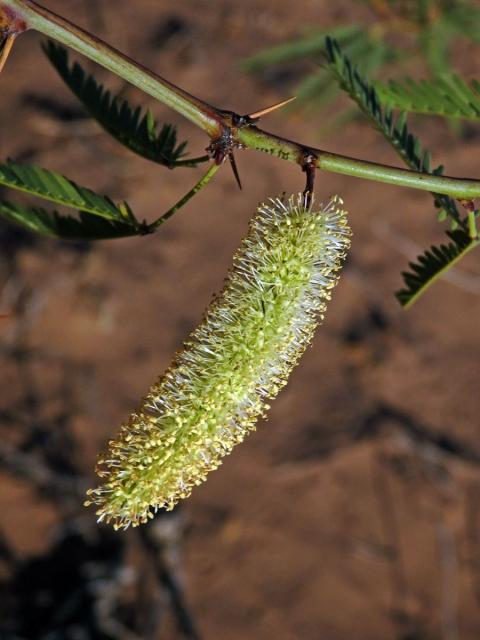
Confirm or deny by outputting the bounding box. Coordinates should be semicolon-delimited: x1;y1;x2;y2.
1;1;480;638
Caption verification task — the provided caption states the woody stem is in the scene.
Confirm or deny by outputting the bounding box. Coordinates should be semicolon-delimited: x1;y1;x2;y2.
3;0;480;199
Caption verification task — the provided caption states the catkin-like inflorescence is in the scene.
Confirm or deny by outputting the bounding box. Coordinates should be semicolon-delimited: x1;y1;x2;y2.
86;194;351;529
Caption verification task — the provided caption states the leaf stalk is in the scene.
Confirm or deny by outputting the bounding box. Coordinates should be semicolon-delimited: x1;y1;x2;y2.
148;163;220;231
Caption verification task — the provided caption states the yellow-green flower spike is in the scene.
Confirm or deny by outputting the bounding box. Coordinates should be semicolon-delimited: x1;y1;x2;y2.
86;194;351;530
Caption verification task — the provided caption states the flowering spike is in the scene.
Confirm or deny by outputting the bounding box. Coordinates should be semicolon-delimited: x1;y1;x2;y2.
86;194;351;530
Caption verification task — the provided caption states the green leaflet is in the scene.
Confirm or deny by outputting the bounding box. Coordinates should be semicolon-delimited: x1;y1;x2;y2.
376;76;480;121
0;201;140;240
43;41;206;168
396;229;480;308
0;158;135;222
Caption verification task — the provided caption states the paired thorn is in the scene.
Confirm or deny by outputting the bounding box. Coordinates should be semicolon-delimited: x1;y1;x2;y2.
225;97;295;189
247;96;296;120
206;96;296;191
207;132;243;190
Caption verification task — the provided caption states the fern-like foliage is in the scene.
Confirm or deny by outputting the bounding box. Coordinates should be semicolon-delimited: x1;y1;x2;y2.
325;36;480;306
0;159;136;223
43;41;204;168
244;25;362;70
0;201;140;240
396;229;480;308
375;75;480;120
324;37;461;224
244;1;480;122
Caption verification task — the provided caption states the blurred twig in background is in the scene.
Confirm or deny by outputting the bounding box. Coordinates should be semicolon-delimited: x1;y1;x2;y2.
244;0;480;125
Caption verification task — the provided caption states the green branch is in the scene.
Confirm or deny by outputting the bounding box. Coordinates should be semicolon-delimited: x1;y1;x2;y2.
3;0;480;199
2;0;221;136
236;127;480;199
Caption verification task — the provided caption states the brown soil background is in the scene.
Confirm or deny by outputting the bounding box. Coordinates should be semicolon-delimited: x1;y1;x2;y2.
1;1;480;639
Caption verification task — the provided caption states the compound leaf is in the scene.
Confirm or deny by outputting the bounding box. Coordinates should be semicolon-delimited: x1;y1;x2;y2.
396;229;479;307
43;41;204;168
0;159;135;223
375;75;480;121
0;200;141;240
325;37;461;224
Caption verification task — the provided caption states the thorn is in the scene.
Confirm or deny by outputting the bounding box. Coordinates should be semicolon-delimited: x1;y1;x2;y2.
247;96;296;120
229;152;242;190
0;33;15;74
